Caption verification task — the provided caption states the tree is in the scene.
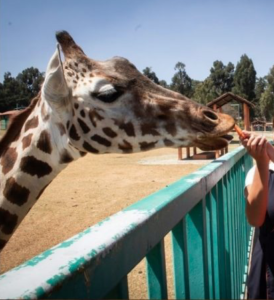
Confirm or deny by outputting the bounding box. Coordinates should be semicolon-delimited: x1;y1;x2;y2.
232;54;256;100
209;61;234;97
0;68;44;112
159;80;168;88
170;62;193;98
16;67;44;103
253;77;267;118
193;78;215;105
142;67;159;84
260;66;274;120
0;72;22;111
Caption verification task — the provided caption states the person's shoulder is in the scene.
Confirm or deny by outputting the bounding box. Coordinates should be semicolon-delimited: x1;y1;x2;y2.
245;165;256;188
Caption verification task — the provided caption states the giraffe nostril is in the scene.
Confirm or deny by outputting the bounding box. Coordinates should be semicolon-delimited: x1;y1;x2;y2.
203;110;218;121
157;114;168;121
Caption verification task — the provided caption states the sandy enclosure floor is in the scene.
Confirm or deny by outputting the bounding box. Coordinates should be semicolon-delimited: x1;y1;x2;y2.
0;133;247;298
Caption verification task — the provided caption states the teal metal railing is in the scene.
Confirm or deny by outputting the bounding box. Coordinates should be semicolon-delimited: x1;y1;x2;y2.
0;146;253;299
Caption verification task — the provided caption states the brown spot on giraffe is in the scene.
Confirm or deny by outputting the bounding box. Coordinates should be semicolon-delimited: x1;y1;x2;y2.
165;122;177;137
69;124;80;141
79;151;87;157
24;116;39;132
3;177;30;206
80;110;85;118
139;141;157;151
56;123;66;136
59;149;74;164
82;141;99;153
164;139;175;147
119;122;135;137
118;140;133;153
22;134;33;150
91;134;111;147
20;156;52;178
140;123;160;136
103;127;118;138
0;208;18;235
78;118;90;134
37;130;52;154
1;148;18;175
74;103;79;110
88;110;104;127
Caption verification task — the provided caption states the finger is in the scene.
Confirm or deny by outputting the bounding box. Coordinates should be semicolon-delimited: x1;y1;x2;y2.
242;130;251;138
258;136;267;146
247;135;256;147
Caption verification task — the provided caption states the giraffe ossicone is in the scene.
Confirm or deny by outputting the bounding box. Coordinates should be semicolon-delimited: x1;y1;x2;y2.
0;31;235;251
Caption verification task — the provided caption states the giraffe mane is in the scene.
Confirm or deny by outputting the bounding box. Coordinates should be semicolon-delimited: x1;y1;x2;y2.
0;93;40;156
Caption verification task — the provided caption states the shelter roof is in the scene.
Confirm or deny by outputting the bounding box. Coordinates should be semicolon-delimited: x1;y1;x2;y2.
252;120;266;125
207;92;255;109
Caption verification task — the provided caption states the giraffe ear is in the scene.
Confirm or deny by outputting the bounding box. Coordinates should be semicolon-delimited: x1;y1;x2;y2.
42;45;69;106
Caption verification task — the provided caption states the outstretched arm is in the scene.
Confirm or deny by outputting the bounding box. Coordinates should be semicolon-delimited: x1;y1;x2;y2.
240;133;269;227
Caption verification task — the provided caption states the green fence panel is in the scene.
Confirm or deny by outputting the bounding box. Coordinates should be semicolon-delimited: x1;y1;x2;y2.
0;146;254;299
209;186;220;299
172;218;190;299
146;240;168;299
186;201;208;299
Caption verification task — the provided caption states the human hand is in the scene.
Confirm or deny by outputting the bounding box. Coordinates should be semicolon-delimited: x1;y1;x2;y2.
241;133;269;164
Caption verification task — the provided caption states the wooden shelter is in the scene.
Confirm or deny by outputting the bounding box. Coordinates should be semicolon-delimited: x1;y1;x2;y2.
207;92;255;130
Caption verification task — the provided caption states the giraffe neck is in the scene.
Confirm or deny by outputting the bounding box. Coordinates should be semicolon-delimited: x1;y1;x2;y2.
0;96;82;250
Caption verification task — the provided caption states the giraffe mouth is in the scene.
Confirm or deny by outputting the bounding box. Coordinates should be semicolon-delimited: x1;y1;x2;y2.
194;134;234;151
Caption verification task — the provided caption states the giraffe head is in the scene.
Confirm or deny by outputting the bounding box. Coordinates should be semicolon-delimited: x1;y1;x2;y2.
43;31;235;154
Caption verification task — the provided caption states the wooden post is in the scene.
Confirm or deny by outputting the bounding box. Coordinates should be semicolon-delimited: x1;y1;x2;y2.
178;148;182;160
243;104;250;131
186;147;191;158
193;147;197;155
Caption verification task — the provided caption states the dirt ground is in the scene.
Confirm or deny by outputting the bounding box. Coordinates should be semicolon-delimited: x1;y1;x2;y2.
0;132;245;298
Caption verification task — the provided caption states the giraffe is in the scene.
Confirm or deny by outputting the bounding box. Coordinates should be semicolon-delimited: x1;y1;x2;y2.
0;31;235;251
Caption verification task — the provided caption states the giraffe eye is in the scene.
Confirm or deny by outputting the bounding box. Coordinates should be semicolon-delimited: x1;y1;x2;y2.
95;88;123;103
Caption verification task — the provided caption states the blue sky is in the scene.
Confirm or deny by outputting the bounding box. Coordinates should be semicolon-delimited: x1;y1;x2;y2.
1;0;274;84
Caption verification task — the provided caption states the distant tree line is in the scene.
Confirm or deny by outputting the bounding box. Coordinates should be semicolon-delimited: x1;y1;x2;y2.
0;68;44;112
1;55;274;121
143;54;274;121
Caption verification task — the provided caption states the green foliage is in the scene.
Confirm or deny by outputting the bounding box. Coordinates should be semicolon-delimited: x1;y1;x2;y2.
142;67;160;84
232;54;256;100
0;68;44;112
193;78;215;105
259;66;274;121
209;61;234;96
159;80;168;88
252;77;267;118
170;62;193;98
